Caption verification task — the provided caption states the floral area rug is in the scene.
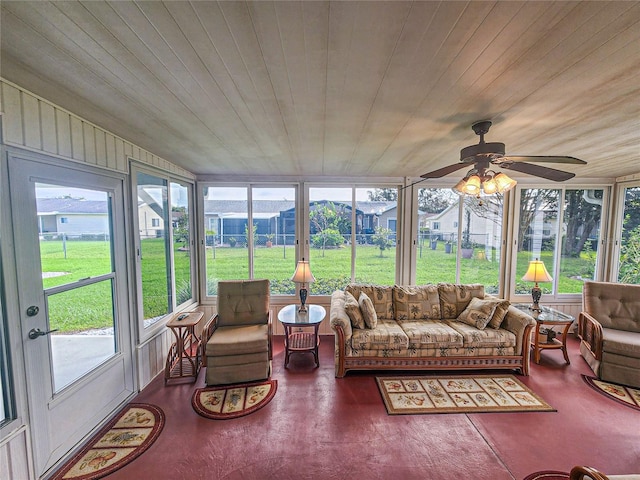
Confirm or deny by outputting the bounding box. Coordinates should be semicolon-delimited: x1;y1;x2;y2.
192;379;277;419
522;471;569;480
51;403;164;480
582;375;640;411
376;375;555;415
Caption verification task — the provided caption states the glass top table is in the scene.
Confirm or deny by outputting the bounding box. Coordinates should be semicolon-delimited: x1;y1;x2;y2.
277;304;326;368
512;303;575;365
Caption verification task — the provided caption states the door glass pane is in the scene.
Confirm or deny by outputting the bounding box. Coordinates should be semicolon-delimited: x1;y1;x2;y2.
47;280;115;392
137;173;171;325
515;189;560;294
252;187;296;295
458;197;503;294
171;182;193;305
309;188;353;293
203;187;249;295
36;184;112;288
559;189;603;293
618;185;640;284
355;187;397;285
35;184;117;393
415;188;457;284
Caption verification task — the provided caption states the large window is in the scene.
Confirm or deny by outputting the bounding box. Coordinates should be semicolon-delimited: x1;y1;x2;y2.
202;185;297;296
415;188;503;293
308;186;398;293
134;167;195;332
514;187;605;296
617;185;640;284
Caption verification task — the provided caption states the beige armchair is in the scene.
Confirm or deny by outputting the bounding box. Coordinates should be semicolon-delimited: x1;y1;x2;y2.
578;281;640;388
570;465;640;479
202;279;272;386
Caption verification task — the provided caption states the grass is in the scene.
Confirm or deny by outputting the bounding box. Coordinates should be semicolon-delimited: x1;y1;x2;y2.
41;239;594;332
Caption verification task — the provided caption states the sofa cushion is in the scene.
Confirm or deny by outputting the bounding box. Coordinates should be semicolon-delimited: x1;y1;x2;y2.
346;284;394;319
351;319;409;350
396;319;463;348
446;320;517;349
344;291;366;329
457;297;504;330
487;300;511;329
602;327;640;358
205;324;269;356
359;292;378;329
438;283;485;319
393;285;441;320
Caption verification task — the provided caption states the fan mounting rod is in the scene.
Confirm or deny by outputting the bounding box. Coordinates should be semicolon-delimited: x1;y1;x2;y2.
471;120;493;143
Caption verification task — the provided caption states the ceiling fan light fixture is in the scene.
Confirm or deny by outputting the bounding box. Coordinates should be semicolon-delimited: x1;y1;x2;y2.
493;172;517;193
452;178;468;195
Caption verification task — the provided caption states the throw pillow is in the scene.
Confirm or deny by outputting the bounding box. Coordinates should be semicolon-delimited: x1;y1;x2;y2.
457;297;503;330
344;291;366;329
346;284;394;319
487;300;511;329
358;292;378;329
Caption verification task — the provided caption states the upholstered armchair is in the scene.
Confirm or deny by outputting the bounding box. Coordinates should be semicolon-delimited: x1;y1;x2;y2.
202;279;272;386
570;465;640;480
578;281;640;388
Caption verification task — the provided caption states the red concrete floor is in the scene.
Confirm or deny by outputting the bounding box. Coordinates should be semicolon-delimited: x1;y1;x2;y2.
109;335;639;480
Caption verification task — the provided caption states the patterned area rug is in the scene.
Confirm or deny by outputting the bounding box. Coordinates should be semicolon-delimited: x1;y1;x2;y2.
582;375;640;411
51;403;164;480
522;471;569;480
376;375;555;415
192;379;277;419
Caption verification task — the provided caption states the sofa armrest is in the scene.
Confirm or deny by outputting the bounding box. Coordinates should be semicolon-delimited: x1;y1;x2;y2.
330;290;353;339
202;314;218;344
578;311;603;361
501;306;536;355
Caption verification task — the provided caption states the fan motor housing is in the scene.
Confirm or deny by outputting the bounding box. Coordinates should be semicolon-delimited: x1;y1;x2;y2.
460;142;506;162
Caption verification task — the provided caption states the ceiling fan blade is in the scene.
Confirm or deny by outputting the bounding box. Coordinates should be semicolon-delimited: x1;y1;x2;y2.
501;162;575;181
420;162;471;178
502;155;587;164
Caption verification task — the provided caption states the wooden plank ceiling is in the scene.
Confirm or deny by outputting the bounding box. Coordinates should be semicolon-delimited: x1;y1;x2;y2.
1;1;639;181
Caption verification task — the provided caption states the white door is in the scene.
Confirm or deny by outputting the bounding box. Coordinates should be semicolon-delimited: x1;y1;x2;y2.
9;153;135;477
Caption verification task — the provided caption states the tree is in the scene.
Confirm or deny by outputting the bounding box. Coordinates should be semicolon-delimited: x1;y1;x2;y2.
172;206;189;248
372;226;393;257
309;202;349;256
618;225;640;283
563;189;602;257
368;188;397;202
418;188;456;213
517;189;559;252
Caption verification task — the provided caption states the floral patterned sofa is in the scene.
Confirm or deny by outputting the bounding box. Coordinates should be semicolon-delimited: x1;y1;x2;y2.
330;283;536;378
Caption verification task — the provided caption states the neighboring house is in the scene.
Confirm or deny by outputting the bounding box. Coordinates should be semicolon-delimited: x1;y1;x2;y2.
36;198;109;236
138;202;165;239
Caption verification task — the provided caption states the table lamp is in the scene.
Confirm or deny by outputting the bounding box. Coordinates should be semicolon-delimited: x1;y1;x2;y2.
291;258;315;312
522;258;553;313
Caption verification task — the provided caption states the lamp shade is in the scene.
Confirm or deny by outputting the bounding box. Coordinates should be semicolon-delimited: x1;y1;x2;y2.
291;258;315;284
461;174;481;195
481;176;499;195
493;172;517;193
522;258;553;283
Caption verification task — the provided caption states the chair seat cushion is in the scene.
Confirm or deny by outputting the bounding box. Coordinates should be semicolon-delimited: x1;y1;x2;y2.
602;327;640;358
206;324;269;356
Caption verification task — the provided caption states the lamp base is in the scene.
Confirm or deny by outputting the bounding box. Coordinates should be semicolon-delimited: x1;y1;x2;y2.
530;284;543;313
298;287;308;313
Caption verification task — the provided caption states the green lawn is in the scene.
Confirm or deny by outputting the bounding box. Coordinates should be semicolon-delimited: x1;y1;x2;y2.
40;239;594;332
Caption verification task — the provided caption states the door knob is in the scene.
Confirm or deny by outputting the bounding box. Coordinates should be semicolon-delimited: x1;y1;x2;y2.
28;328;58;340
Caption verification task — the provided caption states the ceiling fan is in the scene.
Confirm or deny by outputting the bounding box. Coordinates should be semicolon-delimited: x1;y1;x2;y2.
420;120;587;183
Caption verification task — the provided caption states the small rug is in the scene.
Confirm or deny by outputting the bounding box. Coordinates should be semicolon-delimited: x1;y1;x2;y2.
582;375;640;411
522;471;569;480
51;403;164;480
192;379;277;419
376;375;555;415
